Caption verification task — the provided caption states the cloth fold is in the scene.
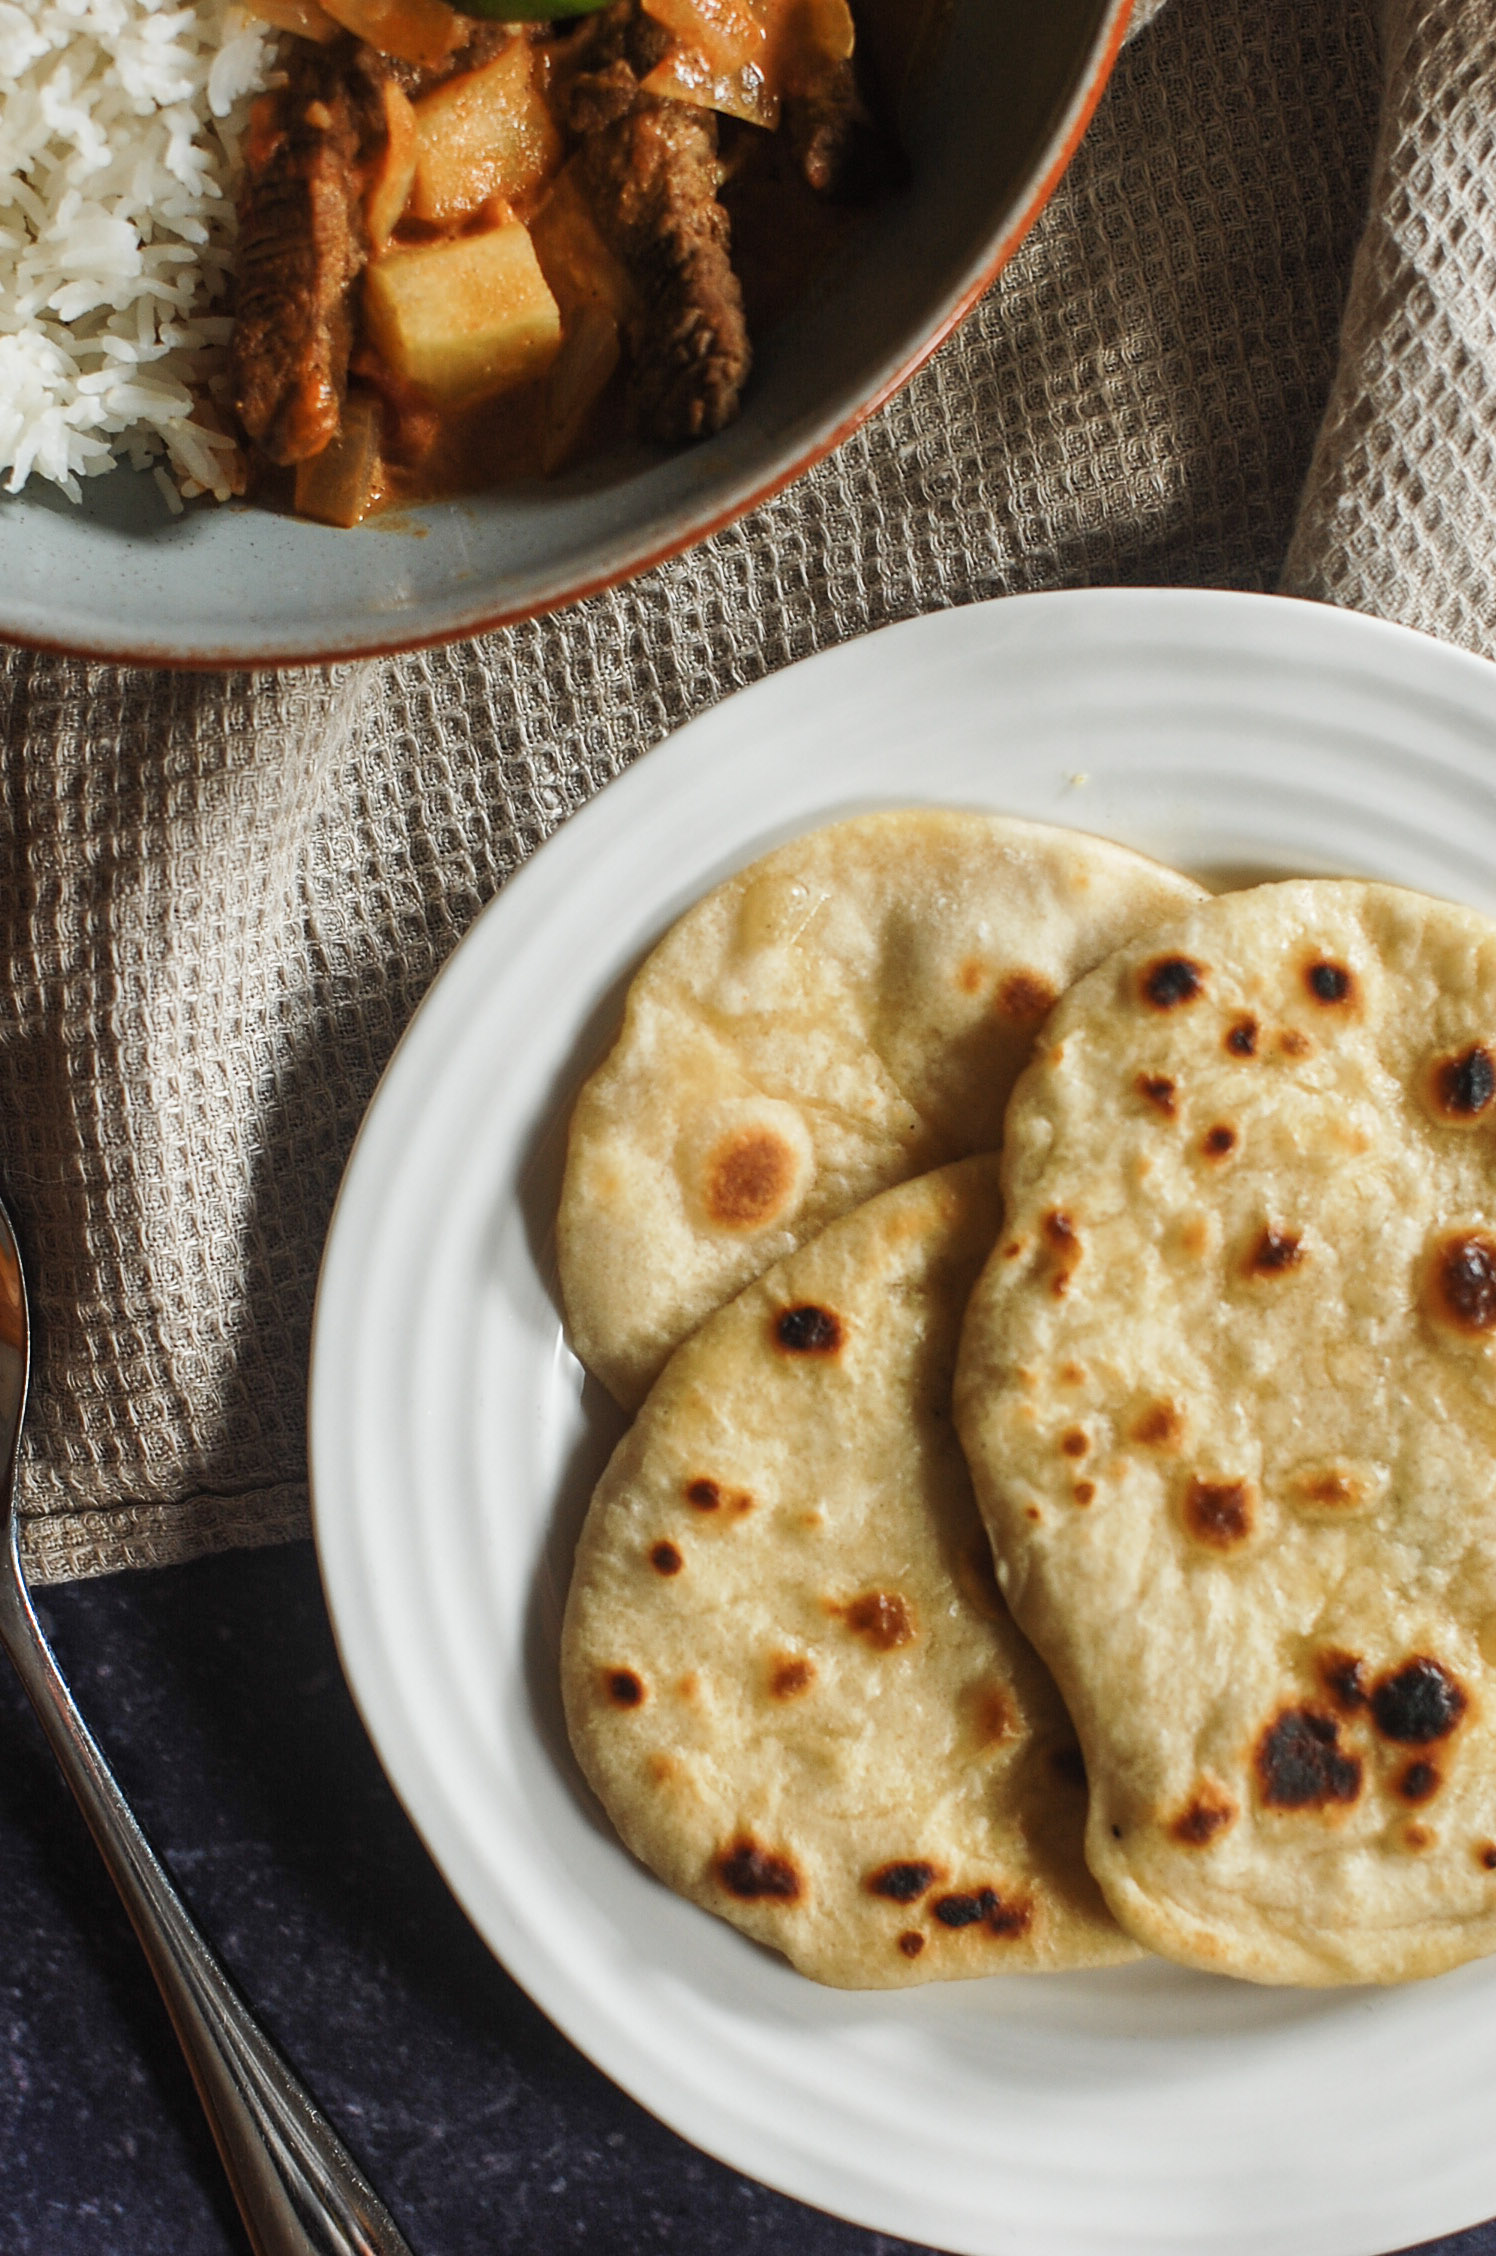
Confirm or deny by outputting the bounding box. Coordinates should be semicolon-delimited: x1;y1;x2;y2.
0;0;1428;1581
1281;0;1496;649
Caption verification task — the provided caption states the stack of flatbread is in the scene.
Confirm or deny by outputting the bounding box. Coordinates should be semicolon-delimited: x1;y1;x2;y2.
558;814;1496;1988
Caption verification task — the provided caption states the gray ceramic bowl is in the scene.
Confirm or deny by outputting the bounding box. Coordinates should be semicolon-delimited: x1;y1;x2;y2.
0;0;1130;667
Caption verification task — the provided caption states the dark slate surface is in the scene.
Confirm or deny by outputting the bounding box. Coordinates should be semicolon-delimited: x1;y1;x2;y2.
2;1541;1494;2256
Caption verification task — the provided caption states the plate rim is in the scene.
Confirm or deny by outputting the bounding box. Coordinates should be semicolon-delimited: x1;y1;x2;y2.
309;586;1496;2256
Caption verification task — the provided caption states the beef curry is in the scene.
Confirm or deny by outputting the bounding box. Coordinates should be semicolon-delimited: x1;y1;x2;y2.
231;0;913;525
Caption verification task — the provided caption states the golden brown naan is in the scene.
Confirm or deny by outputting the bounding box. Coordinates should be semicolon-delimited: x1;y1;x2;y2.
957;880;1496;1985
559;811;1204;1406
562;1159;1138;1986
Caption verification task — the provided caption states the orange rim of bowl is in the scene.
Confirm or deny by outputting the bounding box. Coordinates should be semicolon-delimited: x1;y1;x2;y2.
8;0;1135;672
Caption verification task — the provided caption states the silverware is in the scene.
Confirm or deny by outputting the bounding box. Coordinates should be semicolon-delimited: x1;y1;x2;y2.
0;1190;414;2256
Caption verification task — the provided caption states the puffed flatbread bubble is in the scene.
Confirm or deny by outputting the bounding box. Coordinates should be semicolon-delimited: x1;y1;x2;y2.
561;1158;1139;1987
559;810;1204;1406
956;879;1496;1986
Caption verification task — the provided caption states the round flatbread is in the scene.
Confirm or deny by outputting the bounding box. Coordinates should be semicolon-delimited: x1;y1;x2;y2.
562;1158;1138;1986
956;879;1496;1986
559;811;1205;1407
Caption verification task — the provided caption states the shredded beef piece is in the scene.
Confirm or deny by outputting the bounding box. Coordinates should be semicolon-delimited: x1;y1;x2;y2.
581;100;750;440
570;2;749;443
785;55;882;199
569;55;643;135
231;38;384;465
563;0;670;88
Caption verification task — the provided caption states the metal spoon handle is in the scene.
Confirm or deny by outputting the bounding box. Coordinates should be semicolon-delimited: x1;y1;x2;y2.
0;1521;414;2256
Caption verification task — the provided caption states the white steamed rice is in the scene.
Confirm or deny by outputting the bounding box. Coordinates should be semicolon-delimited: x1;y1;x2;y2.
0;0;276;504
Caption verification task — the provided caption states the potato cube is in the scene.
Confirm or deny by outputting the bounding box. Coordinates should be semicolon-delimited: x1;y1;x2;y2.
363;225;562;406
409;40;562;226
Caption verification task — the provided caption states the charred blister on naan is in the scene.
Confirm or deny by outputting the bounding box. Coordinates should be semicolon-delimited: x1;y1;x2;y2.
1201;1123;1238;1162
840;1591;916;1650
1426;1043;1496;1124
1169;1786;1237;1846
714;1838;802;1902
996;970;1058;1021
1139;955;1206;1010
649;1540;684;1576
968;1682;1017;1747
1369;1656;1469;1745
1291;1465;1373;1515
1255;1707;1363;1810
897;1930;925;1957
1131;1399;1185;1451
1136;1072;1179;1118
931;1886;1032;1939
1181;1476;1256;1551
1072;1479;1096;1506
1304;958;1357;1008
701;1126;802;1231
1478;1842;1496;1872
1247;1224;1304;1278
1424;1230;1496;1334
1041;1208;1082;1297
682;1474;755;1520
1318;1650;1369;1712
604;1667;647;1709
1394;1759;1442;1804
1226;1015;1259;1057
768;1654;815;1699
773;1303;844;1357
866;1860;938;1902
1060;1427;1090;1459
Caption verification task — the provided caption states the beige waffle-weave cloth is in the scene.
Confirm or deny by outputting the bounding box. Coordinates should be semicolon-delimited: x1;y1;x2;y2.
0;0;1470;1581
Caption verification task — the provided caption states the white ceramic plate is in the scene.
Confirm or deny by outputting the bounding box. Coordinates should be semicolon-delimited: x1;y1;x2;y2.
310;588;1496;2256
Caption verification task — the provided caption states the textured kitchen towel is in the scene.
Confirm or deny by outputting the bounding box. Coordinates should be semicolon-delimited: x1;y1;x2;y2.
0;0;1398;1579
1280;0;1496;647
